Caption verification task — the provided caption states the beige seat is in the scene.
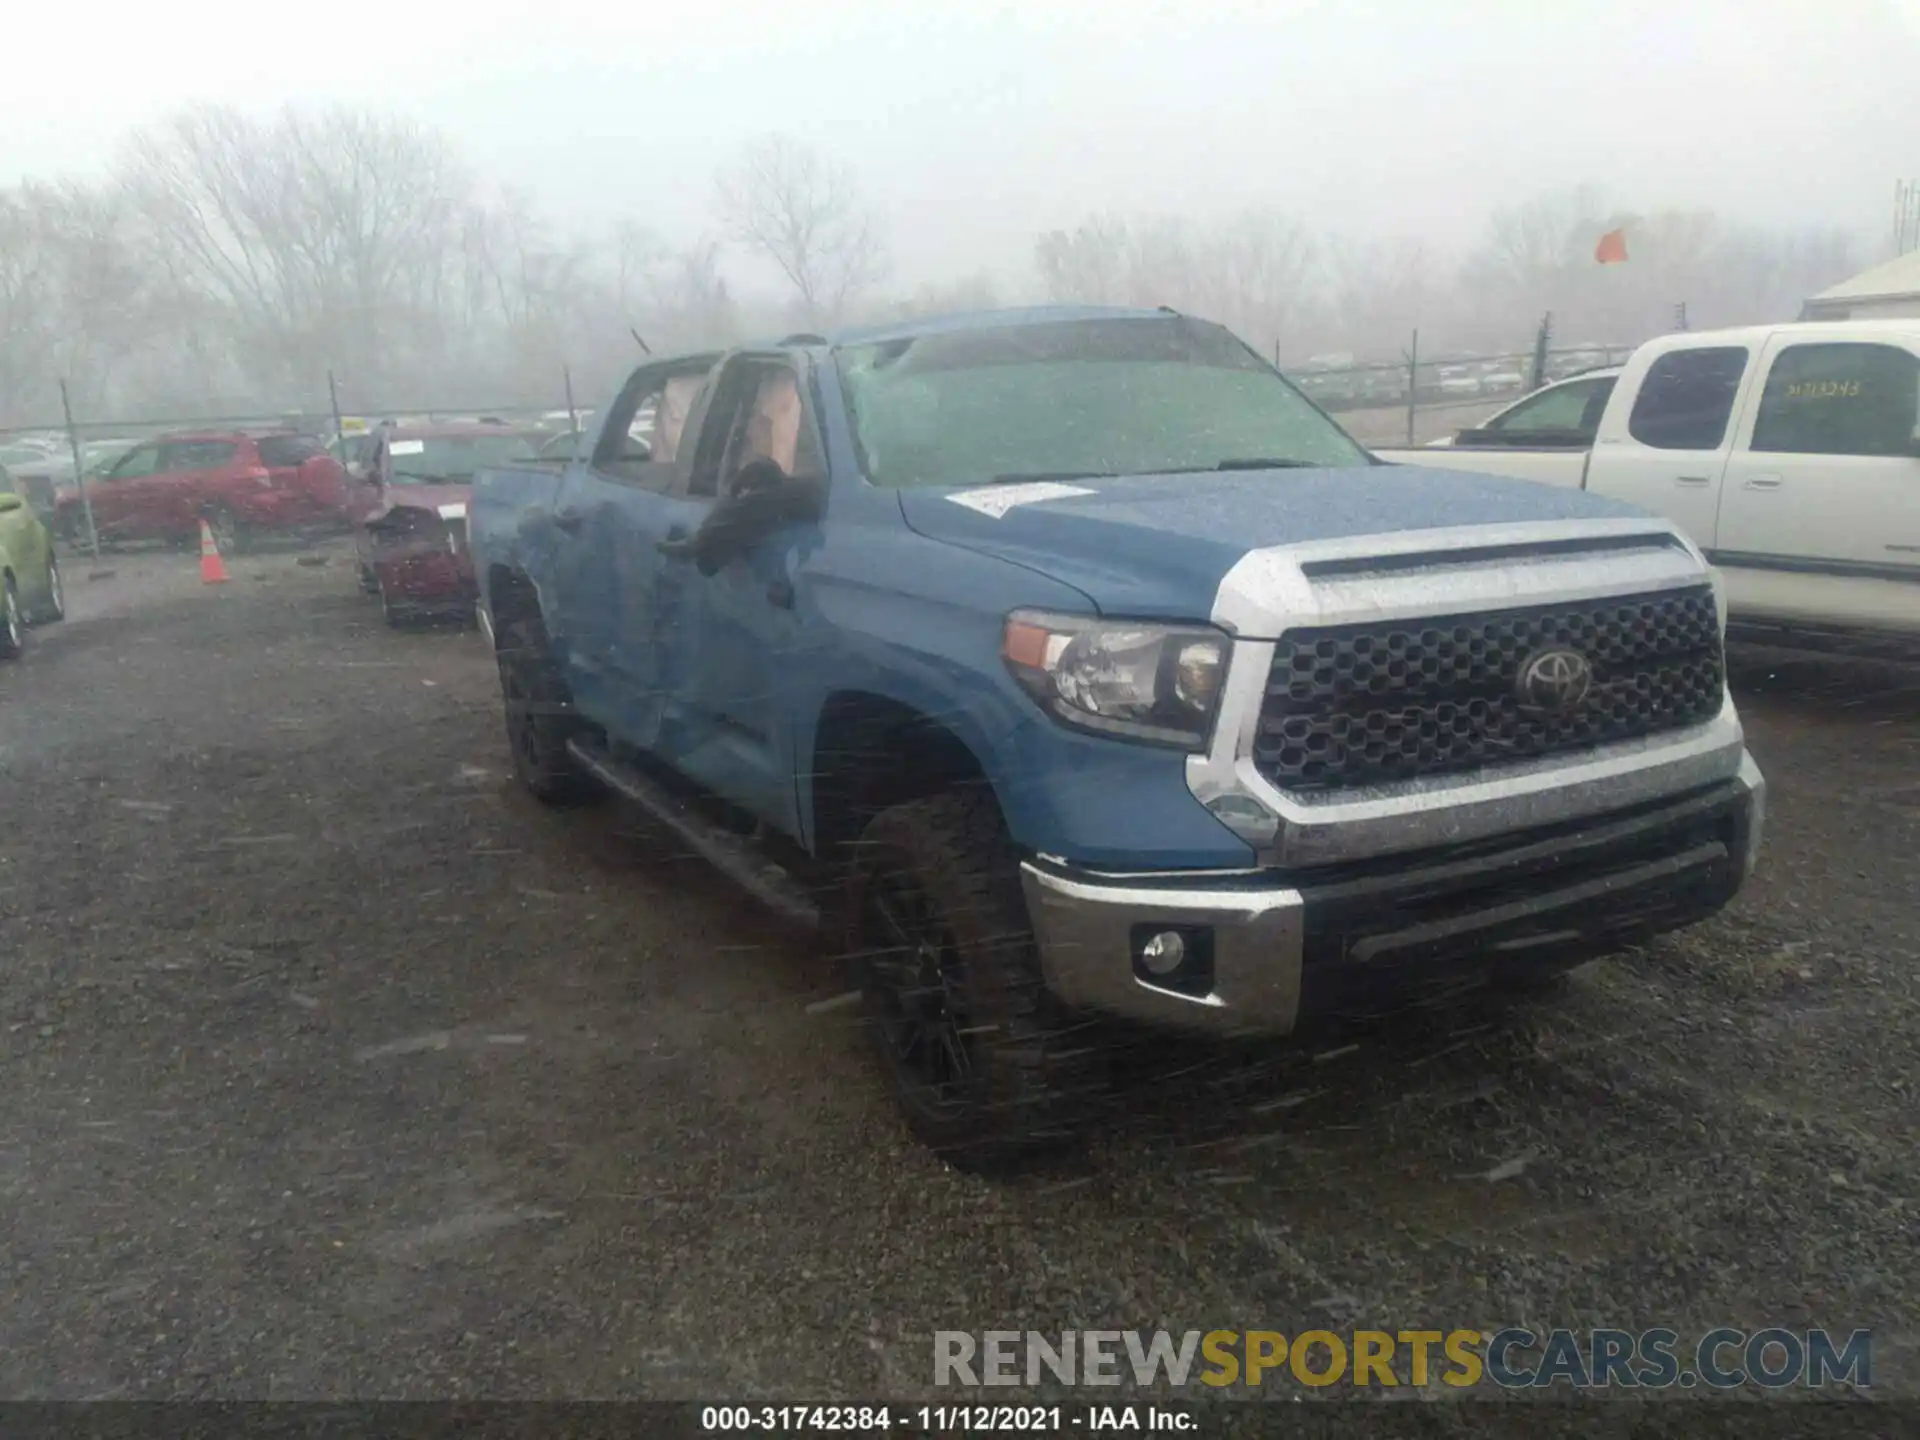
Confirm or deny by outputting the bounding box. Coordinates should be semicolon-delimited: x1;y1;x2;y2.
651;374;706;467
745;370;803;475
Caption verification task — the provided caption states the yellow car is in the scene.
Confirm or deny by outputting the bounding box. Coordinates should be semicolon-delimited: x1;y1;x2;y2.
0;466;65;661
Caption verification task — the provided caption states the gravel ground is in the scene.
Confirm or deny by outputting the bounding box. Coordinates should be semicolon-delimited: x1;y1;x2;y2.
0;545;1914;1408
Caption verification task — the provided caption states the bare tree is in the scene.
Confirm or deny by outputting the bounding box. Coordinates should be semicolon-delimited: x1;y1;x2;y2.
1034;215;1131;304
1325;235;1433;358
1712;224;1856;322
1201;209;1317;357
2;105;1869;431
885;271;1003;323
1464;185;1611;295
643;238;740;349
120;105;474;398
714;136;886;324
1033;209;1315;357
0;193;57;419
0;181;193;422
1458;187;1860;349
463;188;599;395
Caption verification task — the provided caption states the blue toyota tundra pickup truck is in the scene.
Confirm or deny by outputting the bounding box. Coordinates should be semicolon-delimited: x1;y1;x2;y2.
471;306;1765;1167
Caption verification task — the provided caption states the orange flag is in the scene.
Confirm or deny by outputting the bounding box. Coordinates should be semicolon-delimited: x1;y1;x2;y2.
1595;227;1629;264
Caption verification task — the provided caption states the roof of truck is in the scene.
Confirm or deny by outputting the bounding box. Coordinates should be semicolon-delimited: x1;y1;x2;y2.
818;305;1175;348
1649;318;1920;347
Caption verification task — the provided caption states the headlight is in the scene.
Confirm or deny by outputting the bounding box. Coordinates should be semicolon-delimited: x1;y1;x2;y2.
1002;610;1230;750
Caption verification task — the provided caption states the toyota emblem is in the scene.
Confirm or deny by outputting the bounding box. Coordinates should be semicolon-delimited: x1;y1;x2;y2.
1517;647;1594;712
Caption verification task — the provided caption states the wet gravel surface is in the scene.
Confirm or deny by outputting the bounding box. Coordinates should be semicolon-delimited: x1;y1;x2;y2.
0;547;1914;1407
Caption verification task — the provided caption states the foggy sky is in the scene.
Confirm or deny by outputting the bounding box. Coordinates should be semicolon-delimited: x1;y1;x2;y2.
9;0;1920;291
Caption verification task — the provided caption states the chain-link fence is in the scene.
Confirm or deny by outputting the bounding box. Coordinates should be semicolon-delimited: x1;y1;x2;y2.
1285;335;1634;448
1;402;578;453
1;330;1642;528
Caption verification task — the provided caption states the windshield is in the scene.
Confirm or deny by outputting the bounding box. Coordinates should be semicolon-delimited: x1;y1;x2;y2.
836;316;1369;488
386;433;535;482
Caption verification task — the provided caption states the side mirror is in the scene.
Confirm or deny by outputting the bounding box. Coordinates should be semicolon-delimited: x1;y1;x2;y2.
661;463;825;575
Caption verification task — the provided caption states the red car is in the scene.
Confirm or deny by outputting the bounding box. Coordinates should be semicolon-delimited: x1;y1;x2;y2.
54;431;348;552
346;424;538;626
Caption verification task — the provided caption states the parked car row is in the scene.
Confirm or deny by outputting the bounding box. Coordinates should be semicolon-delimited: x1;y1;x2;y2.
51;430;352;553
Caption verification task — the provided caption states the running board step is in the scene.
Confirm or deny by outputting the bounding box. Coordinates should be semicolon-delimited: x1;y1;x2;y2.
564;737;822;929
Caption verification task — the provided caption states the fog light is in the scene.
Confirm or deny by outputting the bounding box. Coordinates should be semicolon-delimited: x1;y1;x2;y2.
1131;924;1215;997
1138;930;1187;976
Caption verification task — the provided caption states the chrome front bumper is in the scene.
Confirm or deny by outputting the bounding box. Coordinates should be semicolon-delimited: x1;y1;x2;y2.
1021;752;1765;1036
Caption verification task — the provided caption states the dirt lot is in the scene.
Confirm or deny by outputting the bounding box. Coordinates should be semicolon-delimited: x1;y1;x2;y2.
0;545;1915;1404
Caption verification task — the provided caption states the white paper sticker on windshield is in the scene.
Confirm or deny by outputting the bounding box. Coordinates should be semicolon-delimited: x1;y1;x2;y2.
388;439;426;456
945;482;1095;519
437;503;467;520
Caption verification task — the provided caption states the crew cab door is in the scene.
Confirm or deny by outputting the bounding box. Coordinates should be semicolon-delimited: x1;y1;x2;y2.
549;358;717;742
1585;343;1752;547
1714;335;1920;629
652;353;826;833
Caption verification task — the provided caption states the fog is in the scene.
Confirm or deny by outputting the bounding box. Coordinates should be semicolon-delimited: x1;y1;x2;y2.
4;0;1919;421
3;0;1919;1406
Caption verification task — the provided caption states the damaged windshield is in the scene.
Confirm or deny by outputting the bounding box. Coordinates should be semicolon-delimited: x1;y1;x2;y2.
835;316;1370;488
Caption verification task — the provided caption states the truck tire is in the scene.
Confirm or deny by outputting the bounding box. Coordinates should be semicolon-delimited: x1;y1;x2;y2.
495;614;599;805
848;790;1104;1169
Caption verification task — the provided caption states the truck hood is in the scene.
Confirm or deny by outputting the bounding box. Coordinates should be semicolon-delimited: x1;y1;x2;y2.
897;466;1652;621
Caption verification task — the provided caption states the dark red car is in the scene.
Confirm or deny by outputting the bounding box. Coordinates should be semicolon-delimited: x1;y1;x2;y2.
53;431;348;552
346;424;538;626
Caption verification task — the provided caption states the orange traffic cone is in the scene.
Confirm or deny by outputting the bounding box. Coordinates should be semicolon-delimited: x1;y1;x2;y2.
198;519;230;585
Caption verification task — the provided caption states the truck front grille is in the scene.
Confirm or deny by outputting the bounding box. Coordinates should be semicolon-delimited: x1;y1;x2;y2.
1254;587;1723;794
